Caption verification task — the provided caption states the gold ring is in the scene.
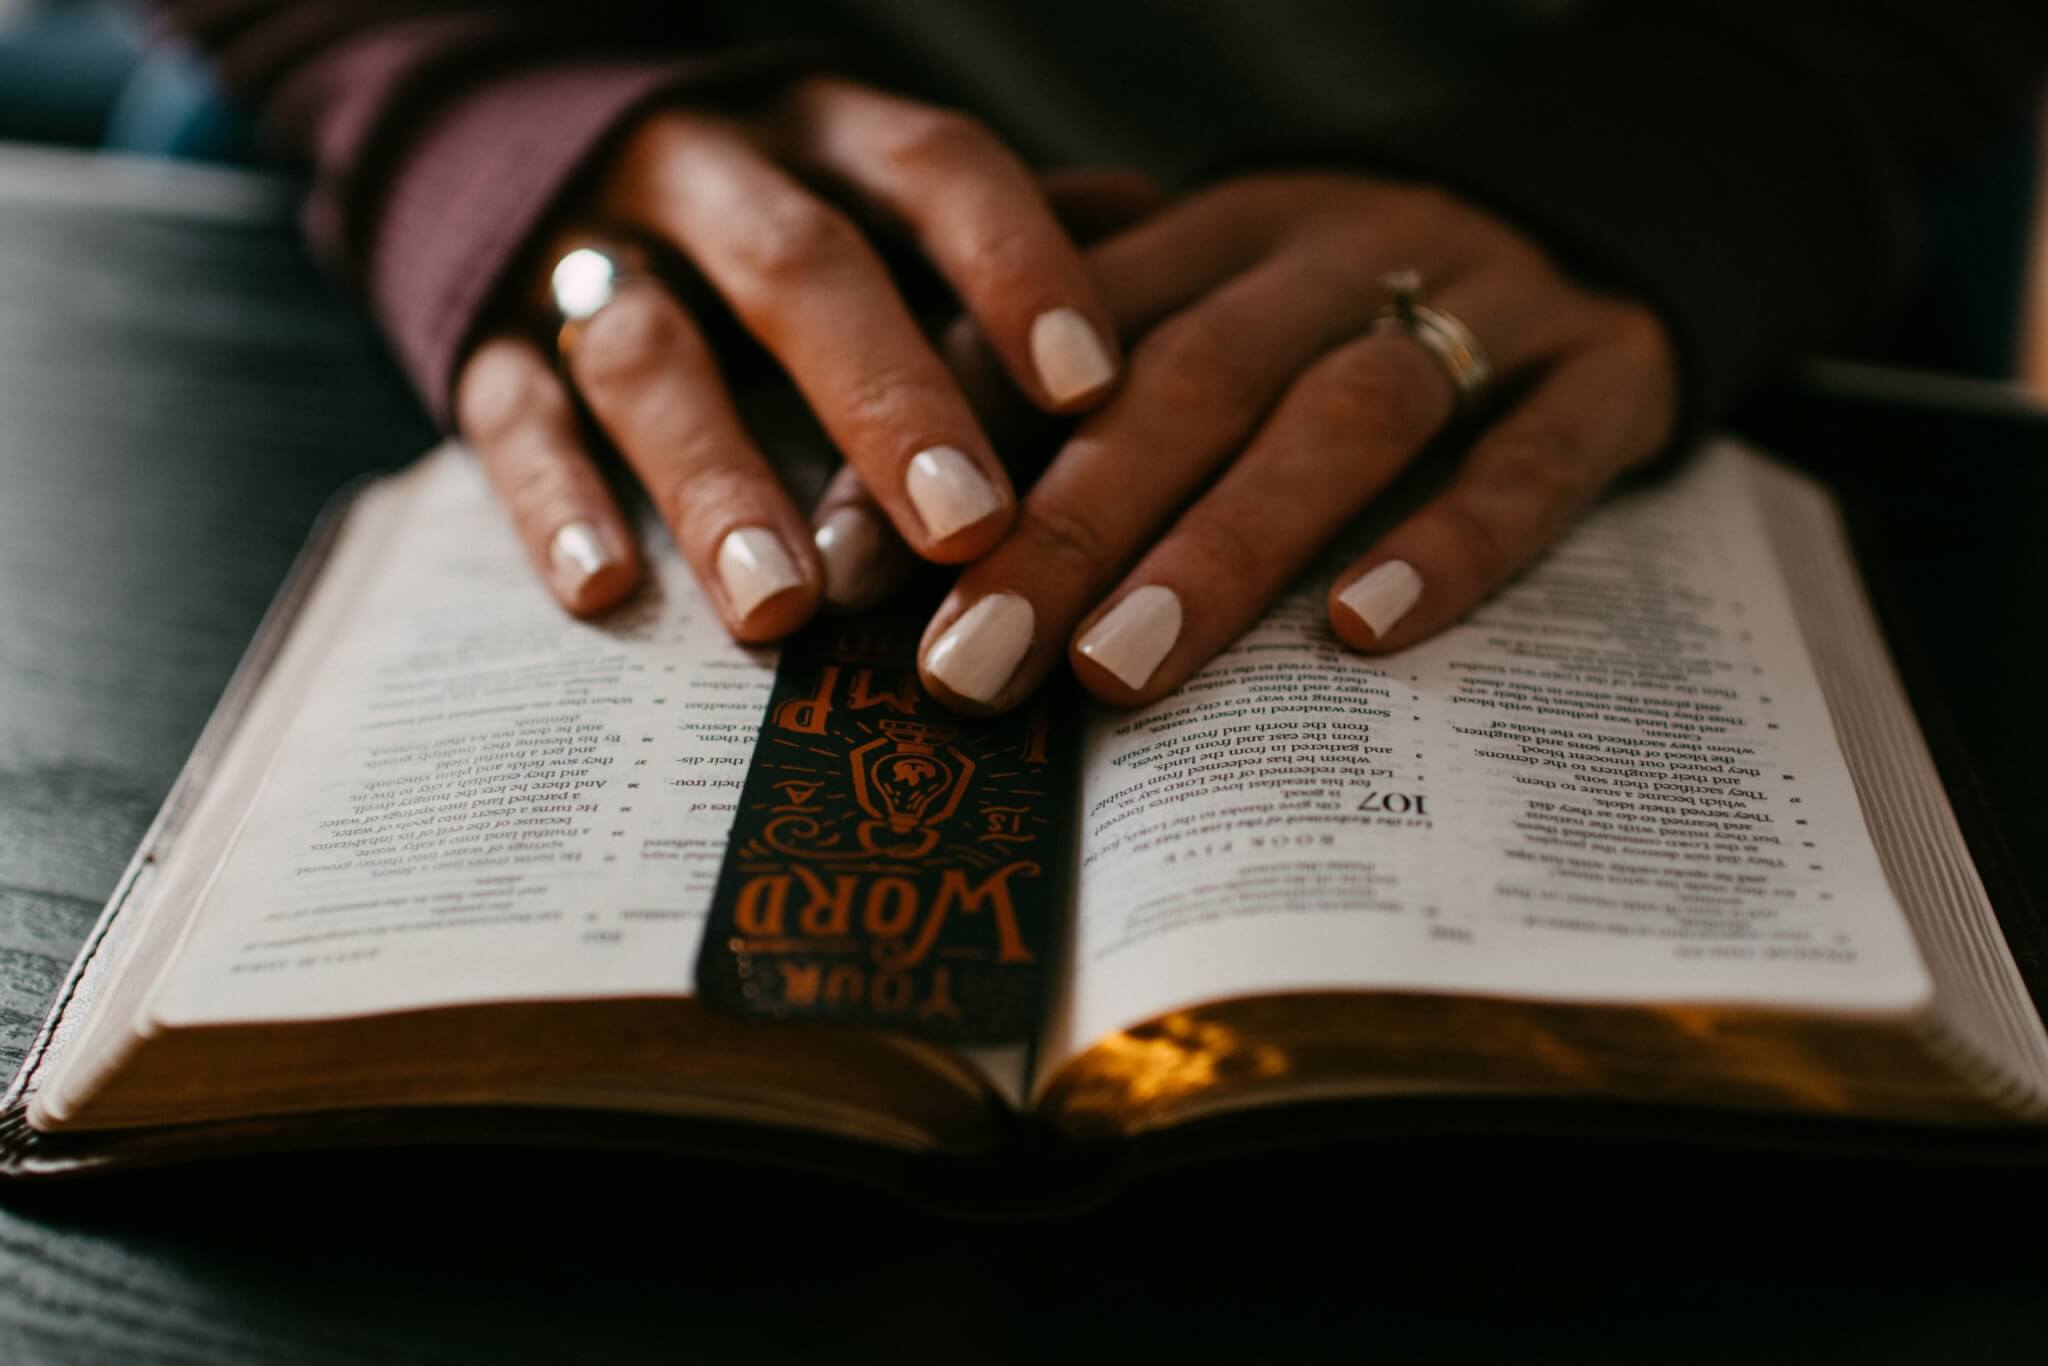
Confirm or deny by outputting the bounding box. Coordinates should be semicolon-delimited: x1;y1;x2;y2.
1373;268;1495;415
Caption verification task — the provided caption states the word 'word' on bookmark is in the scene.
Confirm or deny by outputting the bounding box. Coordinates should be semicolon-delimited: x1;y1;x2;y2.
697;606;1075;1045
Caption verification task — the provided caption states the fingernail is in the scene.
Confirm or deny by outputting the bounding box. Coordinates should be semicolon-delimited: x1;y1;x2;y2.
925;593;1034;704
716;526;804;620
813;506;888;609
1337;560;1424;639
907;446;1004;541
1030;307;1116;403
1076;585;1181;690
549;521;615;597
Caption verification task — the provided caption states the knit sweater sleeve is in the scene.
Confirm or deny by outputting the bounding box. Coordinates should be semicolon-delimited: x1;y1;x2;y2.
145;3;804;423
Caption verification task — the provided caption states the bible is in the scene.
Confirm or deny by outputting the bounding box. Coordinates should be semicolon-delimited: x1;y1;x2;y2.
7;435;2047;1206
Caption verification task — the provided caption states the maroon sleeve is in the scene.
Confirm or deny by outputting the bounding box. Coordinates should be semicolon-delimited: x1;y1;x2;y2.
146;3;804;423
1355;0;2048;438
348;52;799;422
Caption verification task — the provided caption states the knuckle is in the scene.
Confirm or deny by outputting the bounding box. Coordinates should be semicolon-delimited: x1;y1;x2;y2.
618;110;695;168
1437;498;1513;586
1594;306;1680;451
955;219;1042;292
1371;182;1463;241
498;451;581;524
572;289;700;392
736;196;863;284
1313;343;1439;444
457;340;563;445
837;363;944;439
776;73;840;119
656;464;759;545
1135;311;1270;415
884;108;999;175
1391;182;1460;222
1488;420;1596;507
1295;224;1386;289
1184;512;1271;585
1016;502;1110;582
1216;173;1316;223
1605;304;1672;366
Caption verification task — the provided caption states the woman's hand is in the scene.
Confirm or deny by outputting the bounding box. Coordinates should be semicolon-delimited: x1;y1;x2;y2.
451;76;1125;640
909;173;1681;711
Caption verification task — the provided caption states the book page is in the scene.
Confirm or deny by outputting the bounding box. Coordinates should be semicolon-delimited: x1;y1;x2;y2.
1053;442;1934;1066
147;448;776;1025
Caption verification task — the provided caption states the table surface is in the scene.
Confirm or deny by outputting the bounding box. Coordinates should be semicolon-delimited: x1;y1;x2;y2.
4;143;2048;1365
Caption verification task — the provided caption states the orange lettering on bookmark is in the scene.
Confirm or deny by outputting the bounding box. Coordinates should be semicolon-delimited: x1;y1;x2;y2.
773;665;839;735
917;967;962;1026
1018;704;1052;765
793;865;856;937
862;877;920;938
979;805;1033;849
848;668;920;715
779;962;822;1007
772;779;824;812
930;862;1039;964
825;965;863;1008
735;874;790;937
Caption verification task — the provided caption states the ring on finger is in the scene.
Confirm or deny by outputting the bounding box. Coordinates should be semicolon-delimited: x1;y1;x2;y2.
1373;268;1495;416
548;237;661;355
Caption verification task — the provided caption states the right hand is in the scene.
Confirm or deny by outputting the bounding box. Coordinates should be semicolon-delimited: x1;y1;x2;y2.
452;76;1129;641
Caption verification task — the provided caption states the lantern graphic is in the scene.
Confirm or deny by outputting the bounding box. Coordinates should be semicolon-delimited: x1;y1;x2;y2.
849;720;975;857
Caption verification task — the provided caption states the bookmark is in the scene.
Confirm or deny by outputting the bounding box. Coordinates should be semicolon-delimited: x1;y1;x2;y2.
697;597;1075;1045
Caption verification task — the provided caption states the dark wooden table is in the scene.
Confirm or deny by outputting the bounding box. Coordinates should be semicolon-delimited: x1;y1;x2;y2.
4;142;2048;1364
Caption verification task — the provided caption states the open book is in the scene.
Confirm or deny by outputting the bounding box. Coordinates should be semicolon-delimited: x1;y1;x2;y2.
8;438;2048;1198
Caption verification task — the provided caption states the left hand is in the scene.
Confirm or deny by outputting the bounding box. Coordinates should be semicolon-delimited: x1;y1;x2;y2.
904;172;1680;712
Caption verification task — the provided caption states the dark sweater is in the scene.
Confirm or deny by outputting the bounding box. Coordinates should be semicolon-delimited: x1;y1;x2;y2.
149;1;2048;439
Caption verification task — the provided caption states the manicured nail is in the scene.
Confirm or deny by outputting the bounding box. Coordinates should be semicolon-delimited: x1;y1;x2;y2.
813;506;889;609
906;446;1004;541
549;521;614;597
716;526;803;620
1030;307;1116;403
1337;560;1424;639
925;593;1034;704
1076;585;1181;690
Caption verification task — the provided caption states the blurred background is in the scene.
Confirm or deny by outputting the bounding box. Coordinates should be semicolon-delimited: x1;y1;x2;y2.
0;0;254;163
2;0;2046;396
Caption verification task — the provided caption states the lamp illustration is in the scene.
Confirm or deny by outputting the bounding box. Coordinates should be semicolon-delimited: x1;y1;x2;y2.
849;720;975;858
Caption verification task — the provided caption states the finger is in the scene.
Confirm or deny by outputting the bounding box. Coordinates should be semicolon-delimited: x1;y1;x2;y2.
917;244;1418;713
1040;166;1168;243
779;79;1123;411
607;113;1015;562
937;313;1032;438
1330;317;1677;653
455;333;640;616
1068;275;1575;703
810;464;914;611
1081;180;1295;336
937;186;1511;420
930;170;1218;442
564;279;821;641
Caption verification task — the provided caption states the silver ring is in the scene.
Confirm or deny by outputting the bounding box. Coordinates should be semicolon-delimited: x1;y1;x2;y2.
547;239;657;354
1373;268;1494;416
